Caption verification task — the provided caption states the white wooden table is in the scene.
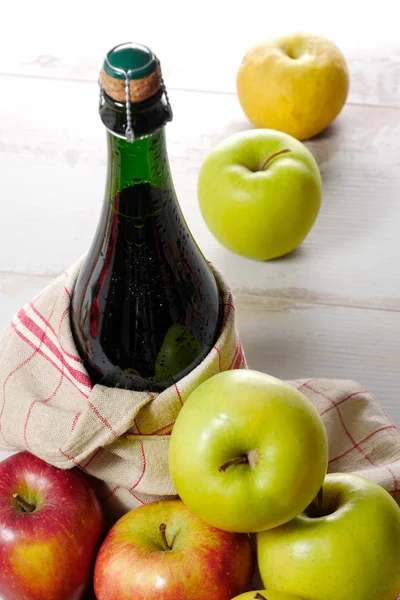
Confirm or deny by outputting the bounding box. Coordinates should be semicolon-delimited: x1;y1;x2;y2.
0;0;399;458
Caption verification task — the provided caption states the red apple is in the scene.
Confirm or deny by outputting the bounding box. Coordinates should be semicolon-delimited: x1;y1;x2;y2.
94;499;254;600
0;451;104;600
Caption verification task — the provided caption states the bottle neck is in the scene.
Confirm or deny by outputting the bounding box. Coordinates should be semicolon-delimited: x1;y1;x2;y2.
99;84;172;141
71;68;223;391
105;127;173;208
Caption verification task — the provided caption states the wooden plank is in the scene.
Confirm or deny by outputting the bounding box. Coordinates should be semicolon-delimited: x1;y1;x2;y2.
235;295;400;428
1;0;400;107
0;75;400;311
0;273;53;333
0;274;398;432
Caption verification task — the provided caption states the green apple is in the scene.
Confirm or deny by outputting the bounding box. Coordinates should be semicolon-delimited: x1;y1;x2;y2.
168;369;328;533
232;592;302;600
198;129;321;260
155;324;202;382
257;473;400;600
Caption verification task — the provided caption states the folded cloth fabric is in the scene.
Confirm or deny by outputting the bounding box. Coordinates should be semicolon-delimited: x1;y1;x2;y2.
287;377;400;502
0;258;398;525
0;257;245;519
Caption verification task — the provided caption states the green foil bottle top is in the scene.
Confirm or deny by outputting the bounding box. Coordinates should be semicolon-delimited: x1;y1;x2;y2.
104;42;158;80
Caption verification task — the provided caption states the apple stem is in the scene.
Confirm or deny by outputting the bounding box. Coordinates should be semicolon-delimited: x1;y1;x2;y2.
12;493;35;513
218;455;249;472
254;594;267;599
159;523;171;551
260;148;291;171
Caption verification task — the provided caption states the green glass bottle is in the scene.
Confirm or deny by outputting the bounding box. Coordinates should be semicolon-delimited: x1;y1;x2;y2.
70;43;222;392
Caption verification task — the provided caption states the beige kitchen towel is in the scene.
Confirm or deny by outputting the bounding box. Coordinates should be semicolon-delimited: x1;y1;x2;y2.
287;377;400;498
95;377;400;521
0;257;399;523
0;256;246;518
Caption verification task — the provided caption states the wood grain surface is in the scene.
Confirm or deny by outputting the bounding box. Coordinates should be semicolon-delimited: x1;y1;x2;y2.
0;0;399;437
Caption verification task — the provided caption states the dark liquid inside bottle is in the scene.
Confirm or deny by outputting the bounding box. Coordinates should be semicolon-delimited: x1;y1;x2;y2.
71;45;222;392
71;177;221;392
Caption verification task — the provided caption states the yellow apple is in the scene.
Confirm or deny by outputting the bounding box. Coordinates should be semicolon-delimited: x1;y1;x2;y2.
237;33;349;140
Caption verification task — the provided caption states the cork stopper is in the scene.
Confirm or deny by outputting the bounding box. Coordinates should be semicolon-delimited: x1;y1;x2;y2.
101;42;162;104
